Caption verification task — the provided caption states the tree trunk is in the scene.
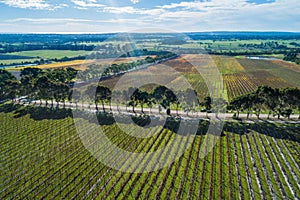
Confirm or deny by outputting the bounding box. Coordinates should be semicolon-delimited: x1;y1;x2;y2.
95;102;98;111
267;111;271;119
101;101;105;112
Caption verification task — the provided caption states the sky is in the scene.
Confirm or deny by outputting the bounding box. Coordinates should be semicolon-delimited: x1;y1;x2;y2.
0;0;299;33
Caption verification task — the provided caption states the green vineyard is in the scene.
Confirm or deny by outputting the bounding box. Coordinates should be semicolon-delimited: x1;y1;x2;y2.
1;104;299;199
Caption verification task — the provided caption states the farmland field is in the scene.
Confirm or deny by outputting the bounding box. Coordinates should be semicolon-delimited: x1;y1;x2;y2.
95;54;300;101
8;56;150;71
0;32;300;200
5;50;90;59
0;59;38;65
0;103;299;199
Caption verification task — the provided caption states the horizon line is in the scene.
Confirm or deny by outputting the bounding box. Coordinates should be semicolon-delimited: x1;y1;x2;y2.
0;31;300;34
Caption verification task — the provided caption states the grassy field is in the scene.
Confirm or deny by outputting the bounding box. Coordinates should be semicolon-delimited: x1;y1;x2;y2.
6;50;90;59
156;39;300;51
0;59;38;65
0;103;299;199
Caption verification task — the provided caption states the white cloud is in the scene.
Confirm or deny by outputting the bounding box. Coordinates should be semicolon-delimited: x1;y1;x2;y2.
1;0;300;32
157;0;248;10
102;6;141;14
99;0;300;31
0;0;50;9
130;0;139;4
0;0;66;10
4;17;148;24
5;18;93;23
102;6;164;15
71;0;105;9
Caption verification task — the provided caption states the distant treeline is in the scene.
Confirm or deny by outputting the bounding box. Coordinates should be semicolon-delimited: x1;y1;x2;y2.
0;54;36;60
186;32;300;40
0;34;115;44
0;44;95;53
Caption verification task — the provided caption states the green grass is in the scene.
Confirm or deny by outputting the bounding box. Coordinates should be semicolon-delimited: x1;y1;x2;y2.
0;59;38;65
0;103;299;199
6;50;90;59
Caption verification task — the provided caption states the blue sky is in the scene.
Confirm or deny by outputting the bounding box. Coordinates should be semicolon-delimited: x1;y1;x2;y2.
0;0;299;33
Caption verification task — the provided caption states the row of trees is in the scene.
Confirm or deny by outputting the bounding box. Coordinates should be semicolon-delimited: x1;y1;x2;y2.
0;68;299;119
0;68;77;107
83;84;300;119
229;86;300;119
82;85;199;116
283;51;300;64
83;85;300;119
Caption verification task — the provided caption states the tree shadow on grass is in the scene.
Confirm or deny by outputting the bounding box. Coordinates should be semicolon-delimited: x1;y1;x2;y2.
0;103;23;113
0;103;73;120
223;120;300;143
1;103;299;142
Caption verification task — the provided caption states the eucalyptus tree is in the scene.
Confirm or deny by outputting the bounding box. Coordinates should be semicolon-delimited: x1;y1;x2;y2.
181;88;197;116
147;92;154;113
253;86;267;119
95;85;111;112
153;85;179;115
20;67;43;98
130;88;141;113
164;89;178;115
213;97;226;118
229;96;243;118
0;69;20;101
85;85;96;110
241;93;255;119
136;90;149;113
70;88;81;110
153;85;167;114
53;82;69;108
202;96;212;118
35;75;51;106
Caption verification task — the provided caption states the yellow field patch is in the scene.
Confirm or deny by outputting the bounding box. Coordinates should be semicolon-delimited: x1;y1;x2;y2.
7;56;150;71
